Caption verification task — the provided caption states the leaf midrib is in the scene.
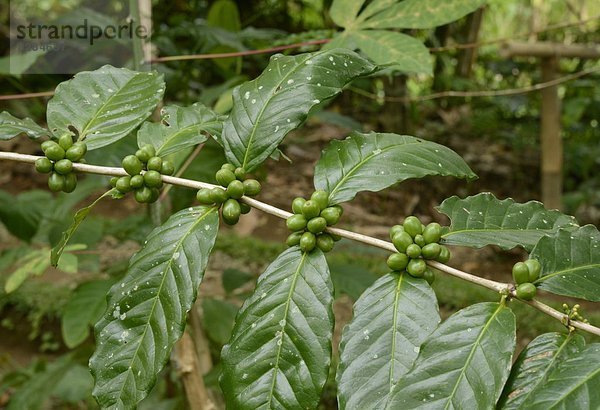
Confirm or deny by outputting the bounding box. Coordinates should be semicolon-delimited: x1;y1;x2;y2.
443;303;504;410
536;263;600;283
267;250;307;408
388;274;404;393
545;359;600;408
115;207;215;403
155;120;219;155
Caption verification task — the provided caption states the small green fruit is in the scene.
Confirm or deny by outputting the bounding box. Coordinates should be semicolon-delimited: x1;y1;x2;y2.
221;163;236;172
62;173;78;193
54;159;73;175
286;232;303;247
48;173;65;192
320;207;342;226
130;174;144;189
392;231;414;253
300;232;316;253
161;160;175;176
301;200;321;219
147;156;163;172
423;222;442;244
116;176;132;193
143;170;162;188
35;157;53;173
196;188;213;205
135;149;151;163
226;180;245;199
316;233;335;252
525;259;542;282
403;216;423;238
421;243;441;260
135;186;153;203
310;190;329;210
109;177;118;187
516;283;537;300
512;262;530;285
414;234;426;247
407;259;427;277
387;253;409;271
406;244;422;258
307;217;327;234
58;134;73;150
243;179;261;196
216;169;236;187
210;187;228;204
286;214;307;232
292;197;306;214
424;269;435;285
437;246;451;263
234;167;246;180
222;199;241;225
65;142;87;162
240;202;251;214
389;225;404;239
45;144;66;161
41;140;56;152
149;188;160;203
122;155;143;176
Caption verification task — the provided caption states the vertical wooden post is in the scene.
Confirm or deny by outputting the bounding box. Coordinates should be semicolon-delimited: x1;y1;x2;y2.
540;57;563;210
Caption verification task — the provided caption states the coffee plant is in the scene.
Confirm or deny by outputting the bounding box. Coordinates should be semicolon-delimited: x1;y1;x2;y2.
1;19;599;410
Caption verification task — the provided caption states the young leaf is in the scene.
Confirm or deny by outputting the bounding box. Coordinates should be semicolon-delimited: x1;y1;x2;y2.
337;272;440;409
90;206;219;409
220;247;333;409
387;302;516;409
62;279;114;349
360;0;487;29
498;332;585;409
0;111;49;140
438;193;579;251
47;65;164;150
51;189;115;267
532;225;600;301
517;343;600;409
314;131;477;204
221;49;376;171
137;104;224;156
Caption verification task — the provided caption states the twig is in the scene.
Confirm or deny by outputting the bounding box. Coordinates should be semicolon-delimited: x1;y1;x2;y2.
159;143;205;201
0;91;55;101
0;150;598;337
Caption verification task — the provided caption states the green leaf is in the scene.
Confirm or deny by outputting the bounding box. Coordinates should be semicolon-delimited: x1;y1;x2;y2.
532;225;600;301
314;131;477;204
518;343;600;409
61;279;114;349
438;193;579;251
137;104;224;156
0;50;45;77
337;272;440;409
222;268;253;294
220;247;334;409
221;49;376;171
202;299;238;345
330;0;366;28
47;65;164;150
330;263;379;300
387;302;516;409
0;190;52;241
5;250;49;293
51;189;114;267
346;30;432;74
0;112;49;140
360;0;487;29
498;332;585;409
90;206;219;409
207;0;241;32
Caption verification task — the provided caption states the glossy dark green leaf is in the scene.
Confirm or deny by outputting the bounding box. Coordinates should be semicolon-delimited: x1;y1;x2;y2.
221;49;376;171
47;65;164;150
202;299;239;345
438;193;579;251
0;111;49;140
0;190;51;241
51;189;114;267
337;272;440;409
498;332;585;409
90;206;219;409
61;279;114;348
137;104;224;156
314;131;477;204
532;225;600;301
387;302;516;409
518;343;600;409
360;0;487;29
330;263;379;300
220;247;333;409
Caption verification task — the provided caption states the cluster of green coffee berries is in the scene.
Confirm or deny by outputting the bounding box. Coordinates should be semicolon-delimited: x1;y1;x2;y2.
512;259;541;300
35;135;87;193
110;144;174;204
285;191;342;253
196;164;262;225
387;216;451;285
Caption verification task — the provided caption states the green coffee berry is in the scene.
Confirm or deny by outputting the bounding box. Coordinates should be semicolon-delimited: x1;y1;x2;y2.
116;176;132;193
210;187;228;204
222;199;241;225
516;283;537;300
135;186;153;203
149;187;160;203
292;197;306;214
320;207;342;226
63;173;78;193
243;179;261;196
48;172;65;192
407;259;427;277
286;214;307;232
216;169;236;187
307;217;327;234
144;170;162;188
58;134;73;150
196;188;213;205
54;159;73;175
512;262;530;285
387;253;409;271
130;174;144;189
35;157;53;173
41;140;56;152
424;269;435;285
302;200;321;219
525;259;542;282
65;142;87;162
45;143;66;161
423;222;442;244
403;216;423;238
226;180;245;199
437;246;451;263
310;190;329;210
147;156;163;172
316;233;335;253
414;234;426;247
393;231;414;253
286;232;303;247
161;160;175;176
421;243;441;260
406;244;422;259
390;225;404;239
234;167;246;180
122;155;143;176
109;177;118;187
240;202;251;214
135;149;152;163
300;232;316;253
330;233;342;242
